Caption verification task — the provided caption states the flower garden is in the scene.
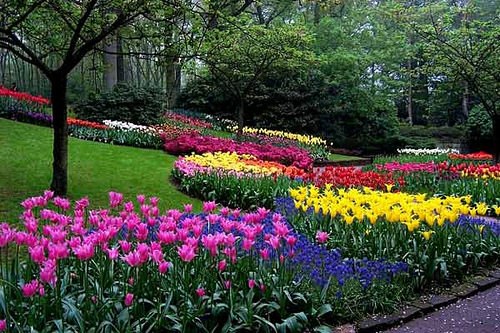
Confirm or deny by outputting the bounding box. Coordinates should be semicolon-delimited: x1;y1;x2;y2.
1;87;500;331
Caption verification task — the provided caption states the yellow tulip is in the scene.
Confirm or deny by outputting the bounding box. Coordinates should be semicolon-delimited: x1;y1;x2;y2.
419;230;435;240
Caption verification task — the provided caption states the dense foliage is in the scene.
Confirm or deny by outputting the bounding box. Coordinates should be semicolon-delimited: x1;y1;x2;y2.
75;84;165;125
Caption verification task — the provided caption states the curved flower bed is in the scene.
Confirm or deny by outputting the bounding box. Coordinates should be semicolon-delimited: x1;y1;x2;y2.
164;133;314;169
227;125;327;146
0;192;408;331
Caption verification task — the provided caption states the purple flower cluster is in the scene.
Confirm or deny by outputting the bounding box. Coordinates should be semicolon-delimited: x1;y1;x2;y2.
273;197;408;288
2;108;52;127
455;215;500;237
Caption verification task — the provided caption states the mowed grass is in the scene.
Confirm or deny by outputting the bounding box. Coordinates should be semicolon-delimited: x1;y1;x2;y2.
327;153;363;161
0;118;201;222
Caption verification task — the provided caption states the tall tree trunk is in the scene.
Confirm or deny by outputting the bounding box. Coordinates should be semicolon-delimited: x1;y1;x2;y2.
313;1;321;24
103;36;118;91
165;56;175;109
407;58;413;125
462;81;469;118
174;61;181;101
493;114;500;164
237;99;245;136
49;74;69;196
117;33;125;83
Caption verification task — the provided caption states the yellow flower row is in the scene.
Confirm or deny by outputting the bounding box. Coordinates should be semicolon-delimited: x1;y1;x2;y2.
227;125;327;146
184;152;283;175
289;185;489;232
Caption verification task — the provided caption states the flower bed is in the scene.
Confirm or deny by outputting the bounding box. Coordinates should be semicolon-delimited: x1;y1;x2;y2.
0;86;49;105
397;148;459;155
0;192;409;331
283;186;500;288
179;152;308;179
309;166;404;191
164;133;314;169
164;111;213;129
228;125;327;147
449;151;493;160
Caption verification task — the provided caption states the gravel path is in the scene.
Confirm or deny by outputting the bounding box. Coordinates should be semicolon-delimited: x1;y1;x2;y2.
383;285;500;333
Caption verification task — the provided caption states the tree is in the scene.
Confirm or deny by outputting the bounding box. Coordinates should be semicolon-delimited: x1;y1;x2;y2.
401;2;500;160
199;23;314;132
0;0;179;195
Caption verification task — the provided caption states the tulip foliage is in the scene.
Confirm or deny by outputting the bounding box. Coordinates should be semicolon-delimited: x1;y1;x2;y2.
0;192;410;331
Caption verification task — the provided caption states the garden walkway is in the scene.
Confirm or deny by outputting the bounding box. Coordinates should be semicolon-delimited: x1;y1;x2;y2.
383;285;500;333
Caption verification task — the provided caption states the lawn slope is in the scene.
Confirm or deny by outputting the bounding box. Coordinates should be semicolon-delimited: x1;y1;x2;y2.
0;118;201;222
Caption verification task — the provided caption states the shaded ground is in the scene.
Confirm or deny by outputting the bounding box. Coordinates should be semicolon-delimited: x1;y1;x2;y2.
384;285;500;333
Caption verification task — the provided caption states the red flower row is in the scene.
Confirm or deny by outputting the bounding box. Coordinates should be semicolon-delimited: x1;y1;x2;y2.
449;151;493;160
67;117;107;130
0;86;50;105
305;166;404;190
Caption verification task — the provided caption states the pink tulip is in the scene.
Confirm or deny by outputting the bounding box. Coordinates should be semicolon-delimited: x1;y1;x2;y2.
177;244;196;262
202;201;217;213
22;280;39;297
119;240;131;253
159;261;171;274
107;247;119;260
136;194;146;204
225;280;231;289
218;259;227;272
149;197;159;206
196;287;205;298
265;235;281;249
286;235;297;247
0;319;6;331
242;238;254;251
248;279;255;289
183;204;193;214
316;231;329;244
259;248;270;260
124;293;134;306
260;283;265;292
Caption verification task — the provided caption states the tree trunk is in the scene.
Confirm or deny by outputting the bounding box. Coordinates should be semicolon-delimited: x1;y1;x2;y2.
103;36;118;91
237;100;245;136
165;55;175;109
117;33;125;83
493;114;500;164
174;61;181;102
50;74;69;196
462;81;469;118
407;58;413;125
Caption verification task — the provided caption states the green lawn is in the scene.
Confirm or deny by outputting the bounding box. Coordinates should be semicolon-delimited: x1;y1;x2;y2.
327;153;363;161
0;118;201;222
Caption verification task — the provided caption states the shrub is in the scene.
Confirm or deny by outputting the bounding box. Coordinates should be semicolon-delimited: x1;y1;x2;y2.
466;105;493;152
75;84;165;125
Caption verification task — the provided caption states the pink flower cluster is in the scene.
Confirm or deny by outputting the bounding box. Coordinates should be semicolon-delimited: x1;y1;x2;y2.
164;133;313;169
0;191;296;301
376;161;437;173
164;112;213;129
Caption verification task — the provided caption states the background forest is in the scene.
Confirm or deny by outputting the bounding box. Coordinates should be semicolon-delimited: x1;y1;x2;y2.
1;0;498;154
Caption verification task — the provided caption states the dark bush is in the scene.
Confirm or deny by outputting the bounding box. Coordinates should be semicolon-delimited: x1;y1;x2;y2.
75;83;165;125
466;105;493;152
